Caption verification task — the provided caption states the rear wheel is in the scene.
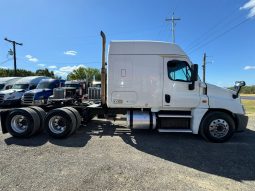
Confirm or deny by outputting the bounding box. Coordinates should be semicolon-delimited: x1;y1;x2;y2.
6;108;40;138
199;111;235;143
29;106;46;133
45;108;77;138
63;107;81;132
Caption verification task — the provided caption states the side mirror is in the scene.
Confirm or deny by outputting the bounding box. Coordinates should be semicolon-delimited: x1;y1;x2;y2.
233;81;246;99
189;64;198;90
235;81;246;87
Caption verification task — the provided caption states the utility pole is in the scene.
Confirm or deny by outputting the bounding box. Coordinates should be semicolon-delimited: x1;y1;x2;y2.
4;38;23;76
202;53;207;83
166;12;181;43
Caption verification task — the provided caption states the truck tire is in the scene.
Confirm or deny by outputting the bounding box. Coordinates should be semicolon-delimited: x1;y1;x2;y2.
6;108;41;138
29;106;46;133
45;108;77;138
63;107;81;131
199;111;235;143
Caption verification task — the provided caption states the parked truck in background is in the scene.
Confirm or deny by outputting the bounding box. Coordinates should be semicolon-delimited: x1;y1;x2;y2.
48;80;86;105
0;76;49;106
0;31;248;142
88;81;101;101
22;79;65;106
0;77;21;91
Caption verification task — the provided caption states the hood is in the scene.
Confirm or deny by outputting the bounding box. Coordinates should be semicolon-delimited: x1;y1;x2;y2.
0;89;25;94
26;88;51;94
207;83;235;99
25;88;53;100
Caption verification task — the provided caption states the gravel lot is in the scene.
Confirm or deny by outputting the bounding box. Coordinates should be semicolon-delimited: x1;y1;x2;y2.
0;115;255;191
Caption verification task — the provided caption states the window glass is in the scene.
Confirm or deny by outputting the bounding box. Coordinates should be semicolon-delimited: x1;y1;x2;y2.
12;84;29;90
65;84;80;89
5;85;12;90
0;84;5;90
37;82;53;89
29;85;37;90
167;60;192;82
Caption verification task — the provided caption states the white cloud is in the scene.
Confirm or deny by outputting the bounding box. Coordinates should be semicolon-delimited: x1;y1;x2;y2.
54;71;68;78
59;64;85;72
240;0;255;18
64;50;77;56
25;55;39;63
244;65;255;70
0;66;8;69
54;64;86;79
48;65;57;69
38;64;45;67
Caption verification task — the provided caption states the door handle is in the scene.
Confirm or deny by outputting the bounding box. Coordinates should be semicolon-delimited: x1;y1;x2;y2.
165;94;171;103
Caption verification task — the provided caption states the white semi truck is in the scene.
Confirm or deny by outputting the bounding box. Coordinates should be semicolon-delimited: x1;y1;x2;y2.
0;32;248;142
0;77;21;91
0;76;49;106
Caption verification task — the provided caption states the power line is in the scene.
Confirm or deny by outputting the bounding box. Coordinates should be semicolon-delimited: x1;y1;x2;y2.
185;2;243;51
188;18;251;54
0;58;13;65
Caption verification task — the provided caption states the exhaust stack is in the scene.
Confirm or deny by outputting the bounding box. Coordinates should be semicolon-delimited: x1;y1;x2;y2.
100;31;106;106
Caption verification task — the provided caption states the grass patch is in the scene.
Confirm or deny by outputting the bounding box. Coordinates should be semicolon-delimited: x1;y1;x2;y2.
240;94;255;97
242;99;255;116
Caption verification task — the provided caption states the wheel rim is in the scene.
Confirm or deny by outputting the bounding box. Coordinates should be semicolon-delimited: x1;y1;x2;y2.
209;119;229;139
48;116;66;134
11;115;28;133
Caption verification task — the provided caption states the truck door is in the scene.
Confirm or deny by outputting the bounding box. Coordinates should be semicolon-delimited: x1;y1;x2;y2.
163;58;200;109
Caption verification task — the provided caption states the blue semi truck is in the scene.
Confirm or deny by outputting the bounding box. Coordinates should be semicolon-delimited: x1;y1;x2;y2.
22;79;65;106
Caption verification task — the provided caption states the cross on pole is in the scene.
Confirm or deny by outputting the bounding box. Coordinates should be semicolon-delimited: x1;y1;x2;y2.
166;12;181;43
4;38;23;76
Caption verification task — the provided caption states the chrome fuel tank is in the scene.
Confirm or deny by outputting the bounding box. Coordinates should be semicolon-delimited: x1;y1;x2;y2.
127;110;156;130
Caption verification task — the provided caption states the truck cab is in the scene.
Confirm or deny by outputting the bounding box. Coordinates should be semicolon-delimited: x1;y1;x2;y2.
106;41;247;142
0;77;21;91
48;80;86;105
22;79;65;106
0;76;49;107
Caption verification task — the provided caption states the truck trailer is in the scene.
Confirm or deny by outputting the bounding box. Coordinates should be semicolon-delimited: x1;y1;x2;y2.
0;32;248;142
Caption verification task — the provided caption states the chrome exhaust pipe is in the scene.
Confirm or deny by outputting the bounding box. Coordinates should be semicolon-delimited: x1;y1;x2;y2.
100;31;106;105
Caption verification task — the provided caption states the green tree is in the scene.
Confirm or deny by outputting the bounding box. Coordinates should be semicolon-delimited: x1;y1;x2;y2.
67;67;87;80
0;68;56;78
67;67;101;82
35;68;55;78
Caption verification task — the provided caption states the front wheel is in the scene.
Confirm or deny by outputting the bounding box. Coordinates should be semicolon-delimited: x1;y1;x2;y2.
199;111;235;143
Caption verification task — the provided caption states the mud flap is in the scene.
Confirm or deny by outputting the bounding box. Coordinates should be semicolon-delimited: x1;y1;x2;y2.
0;110;9;134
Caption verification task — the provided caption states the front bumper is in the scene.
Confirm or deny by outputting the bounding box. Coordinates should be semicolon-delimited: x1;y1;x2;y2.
22;99;48;106
0;99;21;107
235;114;248;132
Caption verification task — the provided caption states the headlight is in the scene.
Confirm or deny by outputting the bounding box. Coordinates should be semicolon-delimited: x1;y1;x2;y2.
7;95;16;100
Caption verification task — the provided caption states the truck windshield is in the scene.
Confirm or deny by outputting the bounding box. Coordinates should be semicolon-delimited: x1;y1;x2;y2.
65;84;80;89
0;84;5;90
37;81;56;89
12;84;29;90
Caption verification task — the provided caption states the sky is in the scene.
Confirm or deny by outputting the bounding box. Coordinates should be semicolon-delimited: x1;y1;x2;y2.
0;0;254;87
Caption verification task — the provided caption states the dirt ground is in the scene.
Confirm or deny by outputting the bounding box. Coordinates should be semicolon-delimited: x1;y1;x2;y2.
0;116;255;191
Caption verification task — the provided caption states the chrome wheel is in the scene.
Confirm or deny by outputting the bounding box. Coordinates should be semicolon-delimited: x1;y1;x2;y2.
10;115;28;133
209;119;229;139
48;116;66;134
